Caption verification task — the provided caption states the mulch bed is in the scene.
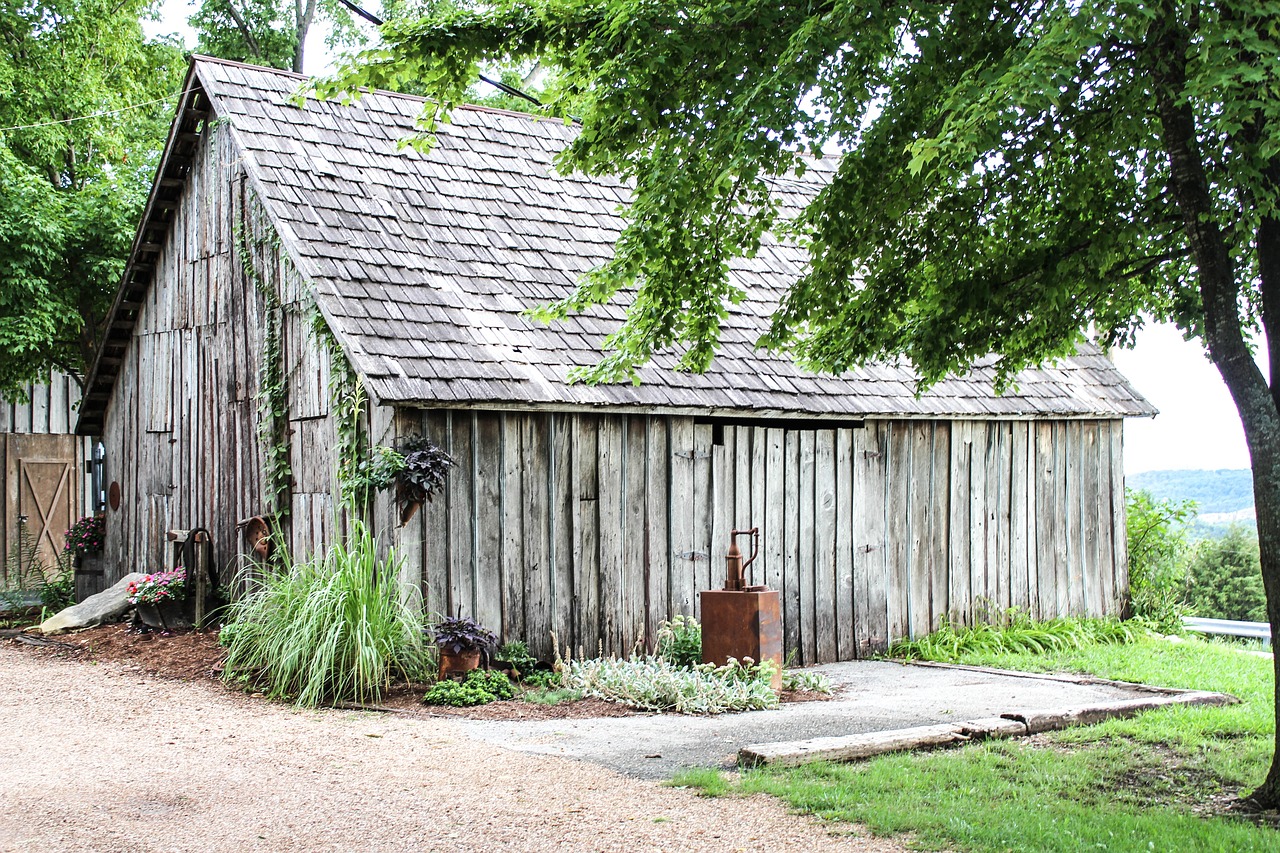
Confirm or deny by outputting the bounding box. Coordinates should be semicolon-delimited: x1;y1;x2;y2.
5;621;833;720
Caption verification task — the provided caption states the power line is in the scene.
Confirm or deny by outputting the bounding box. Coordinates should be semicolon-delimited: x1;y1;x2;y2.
331;0;546;110
0;88;192;134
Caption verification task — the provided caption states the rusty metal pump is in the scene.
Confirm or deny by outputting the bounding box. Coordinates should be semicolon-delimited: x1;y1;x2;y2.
700;526;783;688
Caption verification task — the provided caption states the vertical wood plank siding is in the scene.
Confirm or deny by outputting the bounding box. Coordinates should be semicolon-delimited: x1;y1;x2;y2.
100;124;335;585
396;412;1129;663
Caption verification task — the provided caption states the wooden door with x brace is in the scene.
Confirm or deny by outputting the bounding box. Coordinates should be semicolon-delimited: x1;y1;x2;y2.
2;434;79;582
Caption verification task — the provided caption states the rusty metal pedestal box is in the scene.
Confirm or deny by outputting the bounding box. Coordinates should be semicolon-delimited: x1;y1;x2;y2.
699;589;783;690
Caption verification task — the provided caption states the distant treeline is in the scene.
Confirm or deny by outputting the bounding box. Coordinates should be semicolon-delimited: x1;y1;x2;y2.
1127;469;1253;515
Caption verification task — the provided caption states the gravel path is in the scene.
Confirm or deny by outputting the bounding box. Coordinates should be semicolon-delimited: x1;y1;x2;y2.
0;648;902;852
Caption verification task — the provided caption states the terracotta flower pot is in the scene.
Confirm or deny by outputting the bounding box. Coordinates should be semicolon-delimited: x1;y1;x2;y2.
438;648;481;681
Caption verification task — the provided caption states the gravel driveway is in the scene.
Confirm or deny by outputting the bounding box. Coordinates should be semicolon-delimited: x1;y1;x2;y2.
0;648;901;852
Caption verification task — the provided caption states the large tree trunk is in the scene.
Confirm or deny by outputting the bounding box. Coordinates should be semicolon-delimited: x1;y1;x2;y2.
1148;0;1280;807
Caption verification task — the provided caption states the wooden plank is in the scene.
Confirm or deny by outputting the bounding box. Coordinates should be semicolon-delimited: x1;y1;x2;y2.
751;427;768;584
764;428;786;614
908;422;932;639
692;423;714;617
474;413;504;635
667;417;696;618
1110;420;1130;616
550;413;576;651
710;427;735;593
969;423;988;620
949;421;972;624
393;409;425;611
782;429;802;659
929;423;950;632
597;415;625;653
499;412;525;642
997;423;1013;613
1062;421;1081;616
1010;421;1030;614
797;429;817;664
523;414;552;657
885;424;911;644
984;422;1001;617
573;415;601;657
446;412;474;617
1096;421;1117;617
1035;421;1058;619
1054;422;1072;617
1081;421;1103;616
814;430;838;663
734;427;753;531
835;429;856;660
853;422;888;654
646;417;671;644
623;415;648;651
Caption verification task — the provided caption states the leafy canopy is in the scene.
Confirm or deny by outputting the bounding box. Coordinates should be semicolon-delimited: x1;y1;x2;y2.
0;0;183;392
315;0;1280;387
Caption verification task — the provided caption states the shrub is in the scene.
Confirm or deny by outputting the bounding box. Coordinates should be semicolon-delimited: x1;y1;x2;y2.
654;615;702;667
781;668;834;694
1126;488;1195;632
219;522;428;706
497;639;539;676
1186;524;1266;622
561;655;779;714
422;669;515;707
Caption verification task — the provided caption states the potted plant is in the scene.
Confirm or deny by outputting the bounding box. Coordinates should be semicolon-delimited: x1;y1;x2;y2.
127;567;188;631
395;435;455;523
64;515;106;602
431;615;498;680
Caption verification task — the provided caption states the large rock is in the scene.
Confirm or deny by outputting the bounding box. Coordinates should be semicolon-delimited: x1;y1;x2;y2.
37;573;146;635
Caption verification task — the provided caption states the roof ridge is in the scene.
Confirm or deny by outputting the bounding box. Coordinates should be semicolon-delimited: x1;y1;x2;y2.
188;55;562;124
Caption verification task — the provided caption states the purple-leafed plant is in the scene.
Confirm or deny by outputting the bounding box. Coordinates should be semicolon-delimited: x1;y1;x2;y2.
395;434;455;505
431;615;498;655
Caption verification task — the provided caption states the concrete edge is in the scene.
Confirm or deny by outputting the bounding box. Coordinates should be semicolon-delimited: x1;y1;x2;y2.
738;690;1238;768
898;659;1186;695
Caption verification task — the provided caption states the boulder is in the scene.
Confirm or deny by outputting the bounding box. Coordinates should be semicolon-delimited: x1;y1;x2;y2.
37;573;146;635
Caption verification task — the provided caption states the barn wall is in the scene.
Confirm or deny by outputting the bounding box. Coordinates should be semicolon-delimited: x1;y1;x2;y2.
389;410;1128;663
100;122;330;586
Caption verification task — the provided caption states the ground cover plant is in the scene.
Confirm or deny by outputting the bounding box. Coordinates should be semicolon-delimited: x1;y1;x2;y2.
673;631;1277;851
219;523;428;706
422;669;515;707
561;654;779;714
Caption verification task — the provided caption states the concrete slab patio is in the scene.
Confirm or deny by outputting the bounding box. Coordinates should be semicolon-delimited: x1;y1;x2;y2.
455;659;1235;780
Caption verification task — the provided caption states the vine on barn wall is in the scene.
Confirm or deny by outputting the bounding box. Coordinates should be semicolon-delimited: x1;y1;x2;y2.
234;198;292;519
312;310;368;511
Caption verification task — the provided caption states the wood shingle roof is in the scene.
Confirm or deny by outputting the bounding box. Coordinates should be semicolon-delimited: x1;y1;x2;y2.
86;56;1158;427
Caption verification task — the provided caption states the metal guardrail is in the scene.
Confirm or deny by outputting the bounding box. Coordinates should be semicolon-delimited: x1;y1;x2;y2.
1183;616;1271;641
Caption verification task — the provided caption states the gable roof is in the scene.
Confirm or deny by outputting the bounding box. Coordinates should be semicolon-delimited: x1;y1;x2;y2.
78;56;1156;434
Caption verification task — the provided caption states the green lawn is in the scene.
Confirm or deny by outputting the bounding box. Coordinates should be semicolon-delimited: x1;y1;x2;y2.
670;636;1278;852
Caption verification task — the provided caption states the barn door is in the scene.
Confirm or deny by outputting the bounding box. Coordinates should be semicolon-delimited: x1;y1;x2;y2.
4;434;78;581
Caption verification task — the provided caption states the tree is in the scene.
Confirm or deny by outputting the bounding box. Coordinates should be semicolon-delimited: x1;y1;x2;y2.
315;0;1280;805
1126;489;1195;632
0;0;184;393
1188;524;1267;622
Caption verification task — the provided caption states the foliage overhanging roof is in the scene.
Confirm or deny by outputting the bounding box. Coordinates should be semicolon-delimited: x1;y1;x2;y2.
79;56;1157;432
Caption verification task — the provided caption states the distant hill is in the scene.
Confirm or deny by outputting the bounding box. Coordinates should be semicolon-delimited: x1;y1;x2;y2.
1127;468;1254;515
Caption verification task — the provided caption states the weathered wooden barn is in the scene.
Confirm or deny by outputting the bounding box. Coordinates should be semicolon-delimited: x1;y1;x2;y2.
1;375;95;583
77;57;1156;662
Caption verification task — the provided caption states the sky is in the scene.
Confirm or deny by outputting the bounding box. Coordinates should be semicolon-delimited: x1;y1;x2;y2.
144;3;1261;478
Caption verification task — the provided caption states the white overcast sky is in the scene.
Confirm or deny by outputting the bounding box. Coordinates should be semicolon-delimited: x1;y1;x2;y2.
145;2;1261;478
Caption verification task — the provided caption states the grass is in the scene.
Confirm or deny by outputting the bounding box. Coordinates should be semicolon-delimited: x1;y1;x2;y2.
677;633;1278;852
219;522;429;706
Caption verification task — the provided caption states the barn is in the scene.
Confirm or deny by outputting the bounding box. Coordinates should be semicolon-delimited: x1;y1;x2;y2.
77;57;1156;663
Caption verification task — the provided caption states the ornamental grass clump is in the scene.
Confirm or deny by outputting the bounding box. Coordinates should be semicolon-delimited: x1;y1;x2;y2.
220;522;428;707
889;609;1147;662
561;655;779;714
